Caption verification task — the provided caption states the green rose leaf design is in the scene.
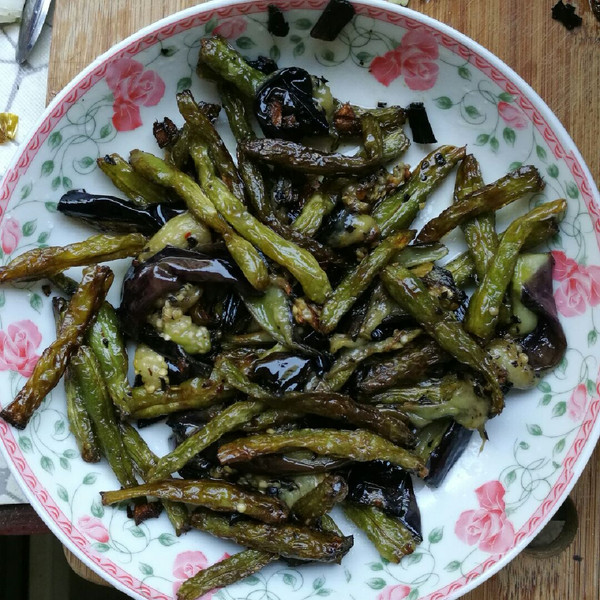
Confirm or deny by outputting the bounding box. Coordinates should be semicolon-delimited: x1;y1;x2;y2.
59;457;70;471
83;473;98;485
290;34;302;43
62;177;73;191
476;133;490;145
566;182;579;199
428;527;443;544
344;567;352;582
129;526;145;538
552;401;566;418
464;105;481;119
41;456;54;474
293;42;305;58
19;436;33;452
270;45;280;62
316;590;331;597
57;485;69;502
283;573;297;587
0;291;5;307
535;145;547;161
41;160;54;176
177;77;192;92
458;65;471;80
20;183;32;199
537;381;551;393
99;124;112;139
45;201;58;213
588;330;597;346
503;127;516;146
434;96;453;109
509;161;522;171
408;589;419;600
79;156;95;168
547;164;559;178
294;18;313;29
369;562;384;571
587;378;596;395
158;532;177;546
321;49;335;62
504;470;516;485
22;220;37;236
92;543;110;553
490;136;500;153
445;560;461;572
356;51;373;64
527;424;543;436
367;578;386;590
541;394;552;406
236;36;256;49
63;449;77;459
48;131;62;150
404;552;423;566
205;17;217;34
139;563;154;576
313;577;325;590
51;176;61;191
30;293;42;313
91;500;104;518
54;419;65;435
554;438;566;454
519;441;530;450
37;231;50;244
498;92;515;102
160;46;177;57
244;575;260;585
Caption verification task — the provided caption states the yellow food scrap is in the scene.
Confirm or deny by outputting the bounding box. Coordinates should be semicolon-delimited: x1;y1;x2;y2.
0;113;18;144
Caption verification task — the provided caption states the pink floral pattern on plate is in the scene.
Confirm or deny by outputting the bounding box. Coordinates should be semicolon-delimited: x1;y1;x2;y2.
105;58;166;132
378;584;411;600
78;515;110;543
497;101;528;130
455;481;515;554
0;320;42;377
212;17;247;39
0;217;20;254
369;30;439;90
552;250;600;317
172;551;230;599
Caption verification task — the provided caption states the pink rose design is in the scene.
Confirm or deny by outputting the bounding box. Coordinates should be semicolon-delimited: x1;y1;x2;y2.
568;383;588;421
105;57;165;132
582;265;600;307
213;17;247;39
455;481;515;555
0;320;42;377
370;29;439;90
78;515;109;543
1;217;21;254
551;251;579;282
554;270;592;317
370;50;403;87
497;101;528;130
378;584;411;600
172;552;231;599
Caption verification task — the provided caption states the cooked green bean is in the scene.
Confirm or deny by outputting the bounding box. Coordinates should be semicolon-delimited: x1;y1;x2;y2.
193;144;331;303
361;114;384;160
1;266;113;429
416;165;545;243
455;154;496;280
97;153;168;206
191;508;353;563
120;422;189;535
292;475;348;526
129;149;268;290
381;264;505;416
148;401;266;481
242;286;295;348
0;233;145;283
101;479;289;524
464;198;567;341
291;192;332;236
71;346;138;488
176;550;277;600
218;429;427;476
343;504;420;563
372;146;466;237
320;230;415;333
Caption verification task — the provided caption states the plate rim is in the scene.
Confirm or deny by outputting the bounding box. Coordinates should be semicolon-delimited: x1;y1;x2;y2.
0;1;598;599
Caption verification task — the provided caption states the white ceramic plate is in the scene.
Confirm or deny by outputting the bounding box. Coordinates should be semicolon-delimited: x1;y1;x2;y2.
1;1;599;599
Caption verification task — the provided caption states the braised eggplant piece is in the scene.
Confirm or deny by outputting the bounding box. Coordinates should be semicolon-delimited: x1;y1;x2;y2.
347;460;422;541
310;0;355;41
406;102;437;144
255;67;329;140
512;253;566;371
246;55;279;75
239;452;352;475
250;352;316;393
119;246;251;339
414;419;473;487
58;190;185;234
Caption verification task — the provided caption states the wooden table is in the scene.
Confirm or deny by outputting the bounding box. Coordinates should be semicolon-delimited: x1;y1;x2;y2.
42;1;600;598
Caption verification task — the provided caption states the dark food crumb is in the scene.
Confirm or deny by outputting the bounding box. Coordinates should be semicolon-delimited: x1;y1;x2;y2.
552;1;583;30
310;0;355;41
41;284;51;297
267;4;290;37
573;554;583;562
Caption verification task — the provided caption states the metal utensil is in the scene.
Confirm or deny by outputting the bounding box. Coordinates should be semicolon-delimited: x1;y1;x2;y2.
16;0;53;64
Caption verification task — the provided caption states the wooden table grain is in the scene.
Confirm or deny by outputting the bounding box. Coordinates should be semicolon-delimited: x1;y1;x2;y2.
47;1;599;599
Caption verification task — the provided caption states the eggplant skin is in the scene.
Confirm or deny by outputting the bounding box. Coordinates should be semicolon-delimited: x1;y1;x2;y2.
424;422;472;488
58;190;185;235
346;460;422;541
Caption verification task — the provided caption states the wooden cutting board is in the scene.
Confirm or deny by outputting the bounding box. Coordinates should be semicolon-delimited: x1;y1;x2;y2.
48;1;599;599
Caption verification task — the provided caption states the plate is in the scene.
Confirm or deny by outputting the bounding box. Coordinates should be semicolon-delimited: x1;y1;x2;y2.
1;1;599;599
